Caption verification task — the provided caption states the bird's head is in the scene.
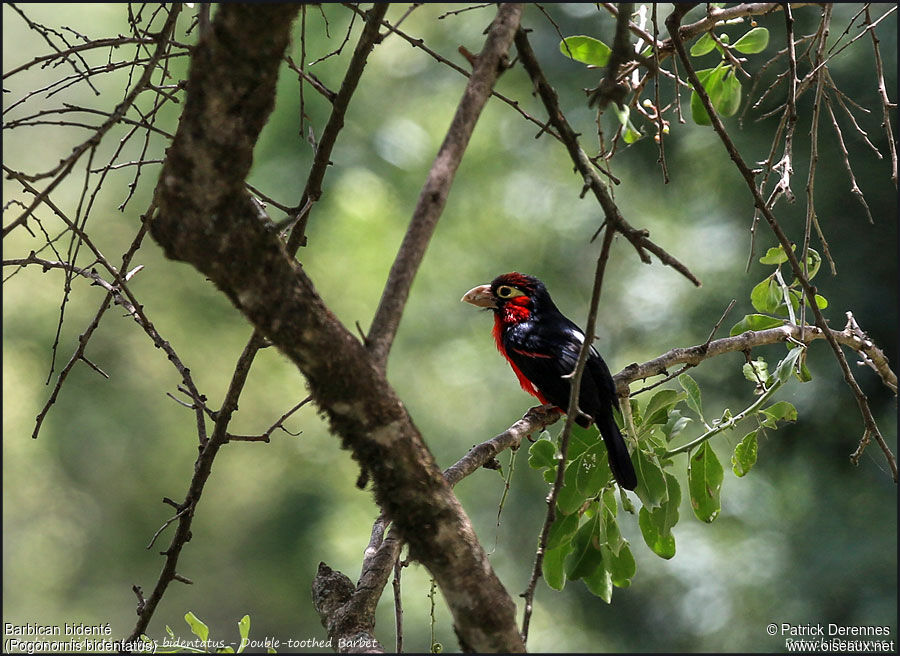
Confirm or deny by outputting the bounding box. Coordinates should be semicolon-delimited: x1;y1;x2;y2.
461;272;553;323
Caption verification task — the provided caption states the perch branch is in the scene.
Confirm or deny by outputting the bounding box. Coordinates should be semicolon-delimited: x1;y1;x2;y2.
667;5;897;482
148;4;527;651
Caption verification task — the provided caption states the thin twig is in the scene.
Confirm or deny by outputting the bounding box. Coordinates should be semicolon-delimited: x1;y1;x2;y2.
288;3;391;252
521;222;617;644
865;5;898;188
667;5;897;483
823;94;874;224
514;28;701;287
393;557;403;653
651;4;669;183
3;5;182;237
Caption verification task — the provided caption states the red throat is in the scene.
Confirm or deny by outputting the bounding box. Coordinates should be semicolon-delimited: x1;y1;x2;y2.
492;309;550;405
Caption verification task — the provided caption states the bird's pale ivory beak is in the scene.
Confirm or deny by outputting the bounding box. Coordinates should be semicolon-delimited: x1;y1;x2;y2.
461;284;495;308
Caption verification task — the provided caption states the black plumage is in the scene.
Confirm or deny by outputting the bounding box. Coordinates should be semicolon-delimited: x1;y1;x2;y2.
463;272;638;490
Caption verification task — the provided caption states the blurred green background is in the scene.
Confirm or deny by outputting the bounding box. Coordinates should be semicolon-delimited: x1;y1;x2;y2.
3;4;896;652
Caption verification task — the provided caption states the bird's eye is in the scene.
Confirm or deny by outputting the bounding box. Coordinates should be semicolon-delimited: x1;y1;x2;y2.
496;285;520;299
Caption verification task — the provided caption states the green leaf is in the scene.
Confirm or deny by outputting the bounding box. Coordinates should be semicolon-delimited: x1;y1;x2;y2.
612;103;643;144
602;509;625;557
678;373;703;420
730;314;785;336
692;64;740;125
619;486;636;513
690;32;716;57
560;36;611;67
803;247;822;280
742;358;770;385
583;560;613;602
733;26;770;54
717;69;742;117
236;615;250;653
732;430;758;477
601;485;618;516
565;513;604;580
691;63;742;124
639;507;676;559
528;438;556;469
797;350;813;382
576;442;612;498
185;612;210;643
812;294;828;310
688;442;724;523
638;471;680;559
774;346;804;384
760;244;792;265
567;424;599;459
557;458;586;515
547;511;580;550
643;389;682;428
662;410;692;441
602;542;636;588
690;67;718;125
611;102;630;126
598;491;624;556
623;126;643;144
750;275;782;314
543;542;572;591
760;401;798;429
633;448;668;509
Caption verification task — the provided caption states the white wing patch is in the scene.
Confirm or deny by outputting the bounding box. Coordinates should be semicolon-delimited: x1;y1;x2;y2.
565;325;602;358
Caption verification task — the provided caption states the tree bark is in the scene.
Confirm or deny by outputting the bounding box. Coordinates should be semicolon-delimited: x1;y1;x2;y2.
150;4;525;651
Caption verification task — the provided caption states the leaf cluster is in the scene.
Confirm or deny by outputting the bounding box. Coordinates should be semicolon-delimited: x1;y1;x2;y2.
528;298;807;602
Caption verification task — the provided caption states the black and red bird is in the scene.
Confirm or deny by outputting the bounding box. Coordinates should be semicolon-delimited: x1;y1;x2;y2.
462;272;637;490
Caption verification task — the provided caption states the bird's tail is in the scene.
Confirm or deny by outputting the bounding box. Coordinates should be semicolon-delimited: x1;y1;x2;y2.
596;412;637;490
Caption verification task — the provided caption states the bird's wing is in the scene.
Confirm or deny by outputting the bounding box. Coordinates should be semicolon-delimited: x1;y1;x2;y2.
503;320;609;413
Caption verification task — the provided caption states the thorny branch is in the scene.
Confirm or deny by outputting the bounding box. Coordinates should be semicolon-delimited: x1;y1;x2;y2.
514;27;701;287
667;4;897;482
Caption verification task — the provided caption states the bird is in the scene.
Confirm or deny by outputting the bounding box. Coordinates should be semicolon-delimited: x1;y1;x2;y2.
462;272;637;490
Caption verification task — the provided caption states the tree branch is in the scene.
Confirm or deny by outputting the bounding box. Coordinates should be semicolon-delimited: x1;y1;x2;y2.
148;4;526;651
513;27;702;288
2;5;182;237
313;402;561;651
666;5;897;482
522;222;618;642
366;3;525;371
287;3;390;252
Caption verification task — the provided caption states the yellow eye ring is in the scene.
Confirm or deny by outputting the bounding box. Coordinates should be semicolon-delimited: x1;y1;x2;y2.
496;285;519;299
